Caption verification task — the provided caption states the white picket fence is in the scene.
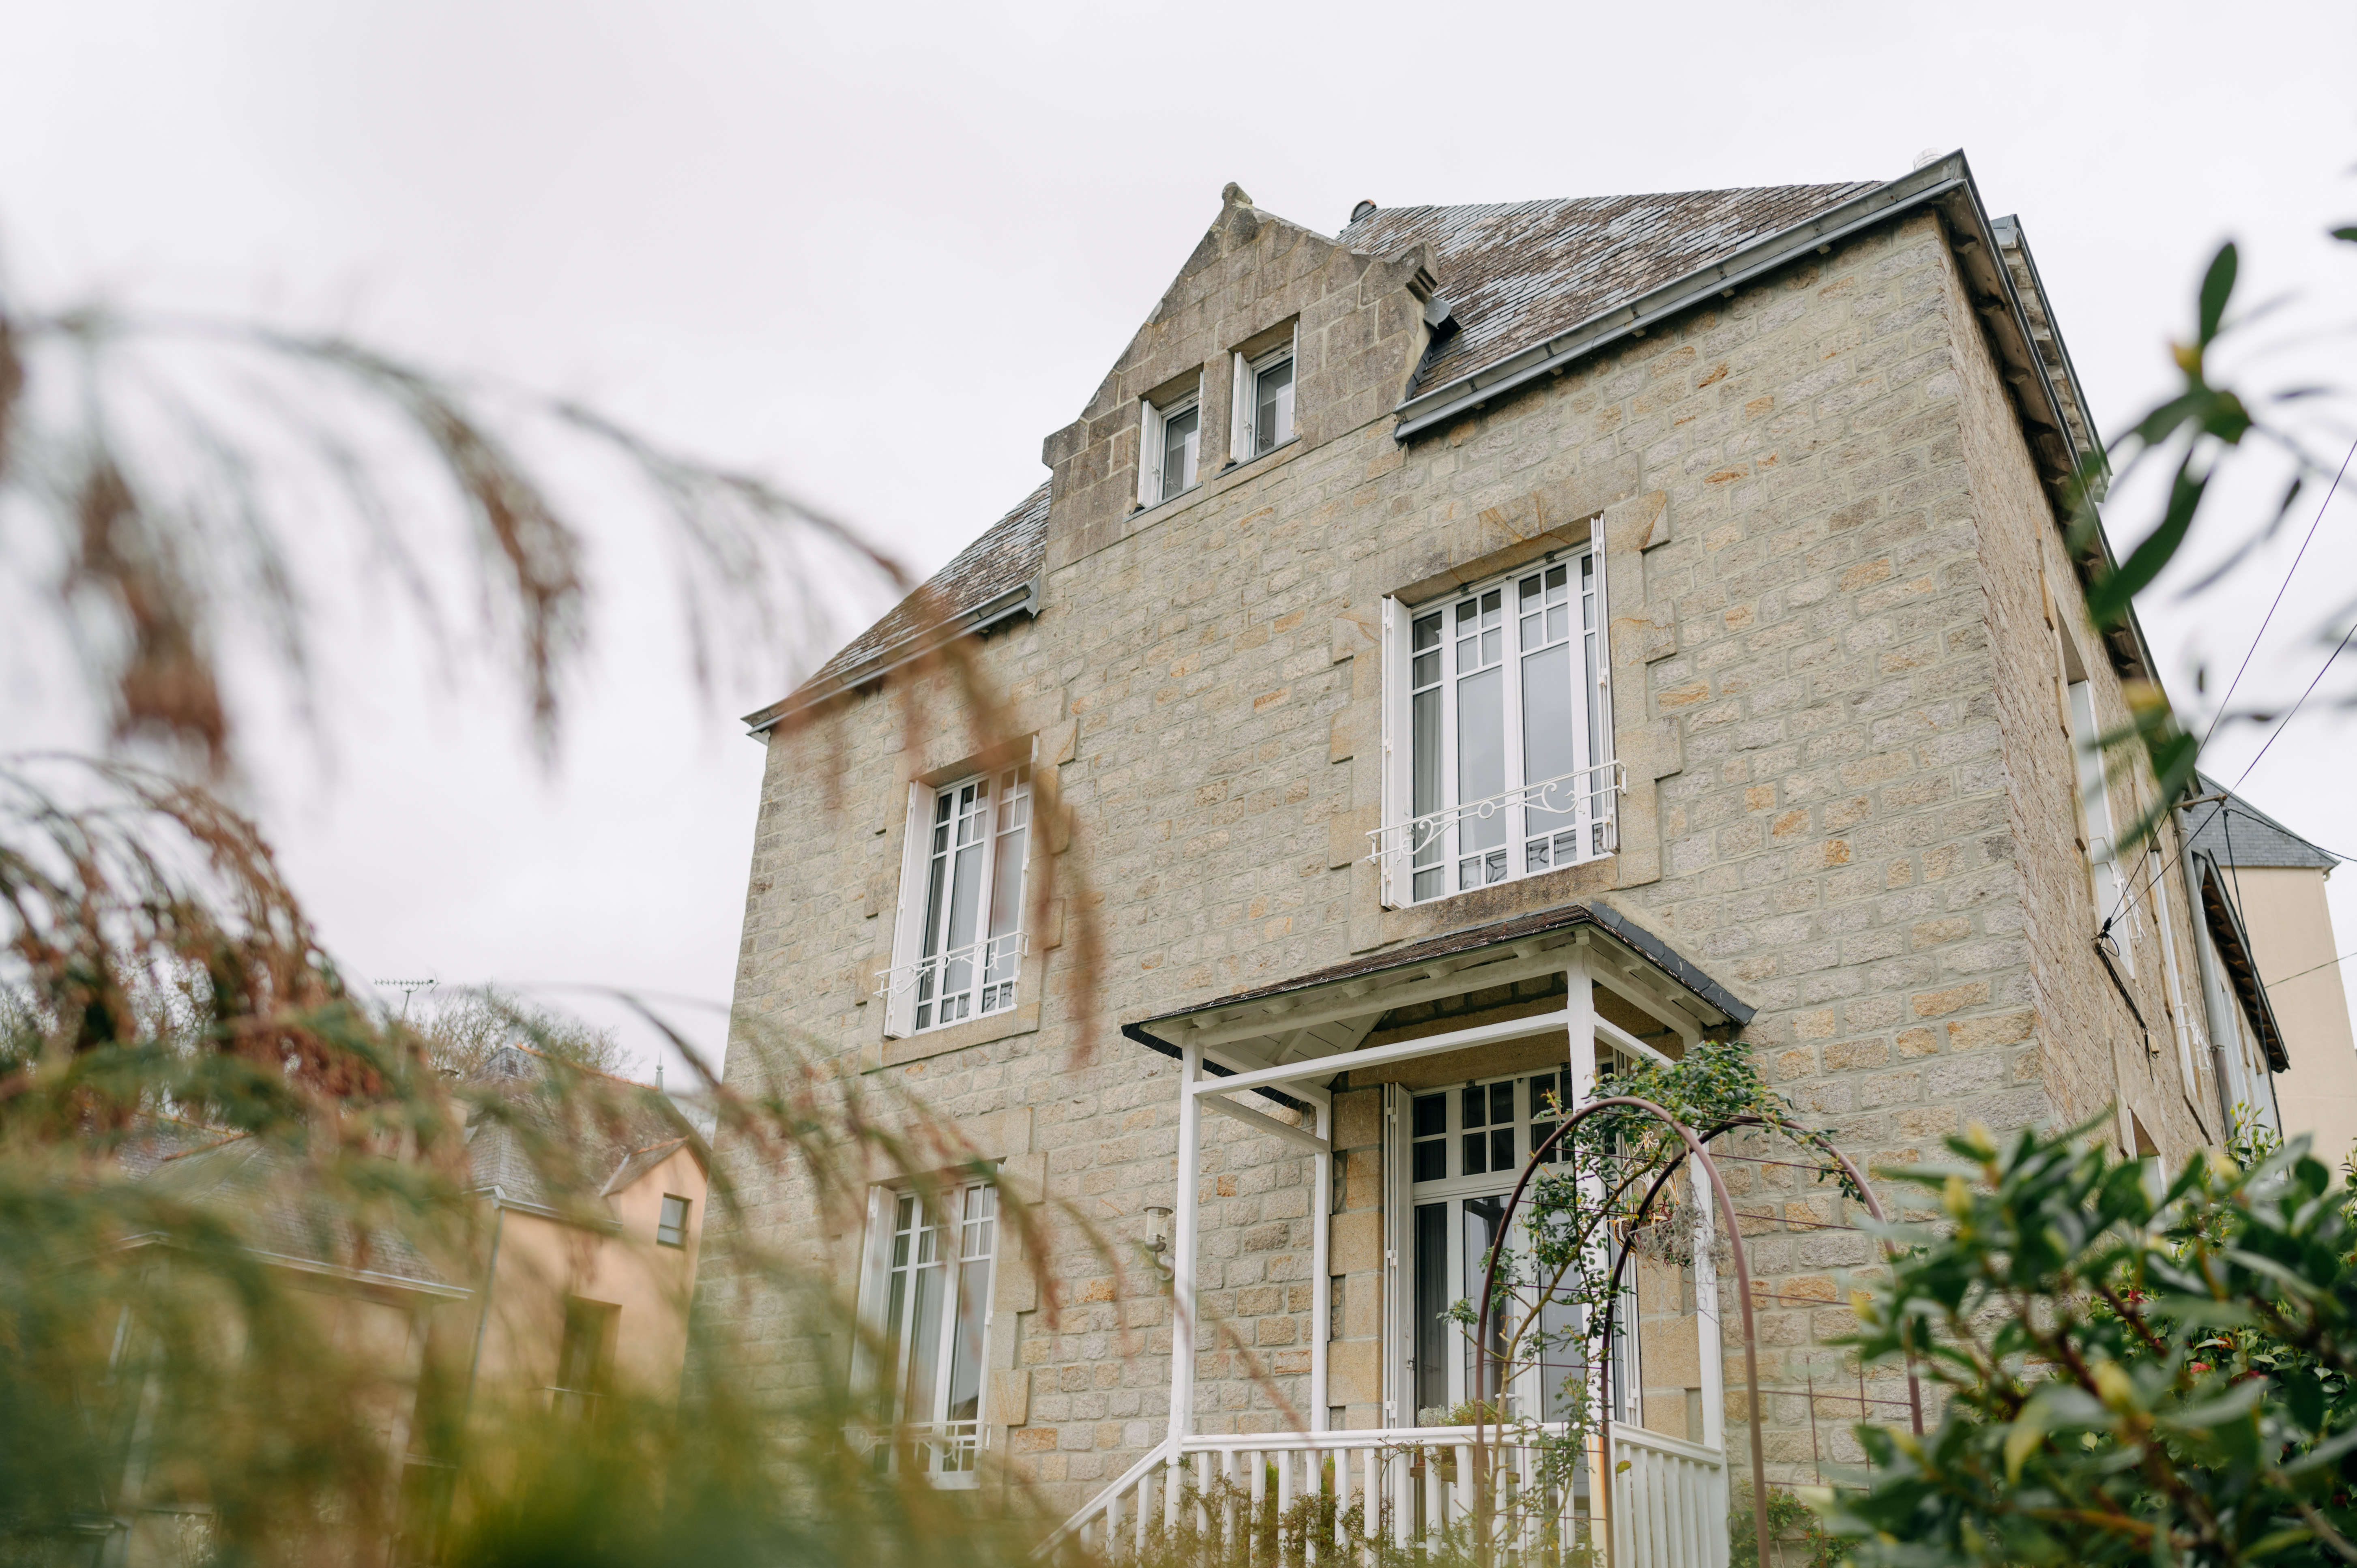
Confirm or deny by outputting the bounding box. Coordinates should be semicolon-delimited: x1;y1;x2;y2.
1039;1422;1726;1567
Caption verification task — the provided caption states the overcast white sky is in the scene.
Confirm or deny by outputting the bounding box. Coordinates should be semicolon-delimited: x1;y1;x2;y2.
4;0;2355;1084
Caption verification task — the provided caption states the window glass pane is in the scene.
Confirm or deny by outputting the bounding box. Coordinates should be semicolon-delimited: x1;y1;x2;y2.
1582;554;1606;850
942;1188;995;1452
1413;1203;1449;1420
983;769;1028;1010
1255;357;1293;453
1412;1094;1446;1138
1461;1083;1486;1128
1463;1196;1508;1406
1161;405;1199;500
1412;1139;1447;1182
1461;1131;1487;1175
902;1248;946;1422
1489;1081;1516;1125
1490;1126;1515;1172
1522;641;1576;868
1456;665;1505;884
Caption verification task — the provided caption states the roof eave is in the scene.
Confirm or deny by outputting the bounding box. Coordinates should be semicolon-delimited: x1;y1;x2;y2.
742;575;1041;735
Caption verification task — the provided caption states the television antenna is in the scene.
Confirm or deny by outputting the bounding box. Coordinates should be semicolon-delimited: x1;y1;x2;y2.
376;977;438;1022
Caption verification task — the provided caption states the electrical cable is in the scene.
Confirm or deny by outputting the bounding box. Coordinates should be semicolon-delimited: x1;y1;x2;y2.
2101;434;2357;935
2265;946;2357;991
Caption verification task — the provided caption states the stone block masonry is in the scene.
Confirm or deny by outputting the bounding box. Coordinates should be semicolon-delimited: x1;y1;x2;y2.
703;189;2219;1513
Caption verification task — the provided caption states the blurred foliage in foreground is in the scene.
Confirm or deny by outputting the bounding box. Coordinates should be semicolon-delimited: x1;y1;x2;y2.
1820;1118;2357;1568
0;759;1074;1567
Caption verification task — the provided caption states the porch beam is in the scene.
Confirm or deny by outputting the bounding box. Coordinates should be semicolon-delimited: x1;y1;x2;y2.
1593;962;1705;1048
1596;1015;1675;1069
1179;948;1583;1049
1189;1008;1576;1097
1178;948;1584;1047
1200;1090;1332;1154
1199;1040;1331;1108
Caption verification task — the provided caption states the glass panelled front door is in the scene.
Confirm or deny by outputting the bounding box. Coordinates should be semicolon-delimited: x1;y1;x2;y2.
1406;1068;1598;1424
1404;1063;1648;1428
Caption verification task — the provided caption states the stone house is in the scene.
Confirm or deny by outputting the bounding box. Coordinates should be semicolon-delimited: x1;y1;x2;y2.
101;1048;708;1567
712;152;2256;1553
2177;772;2357;1165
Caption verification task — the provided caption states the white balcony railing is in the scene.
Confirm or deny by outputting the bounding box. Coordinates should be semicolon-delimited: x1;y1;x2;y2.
874;932;1028;1030
854;1418;987;1486
1039;1421;1724;1567
1367;761;1626;901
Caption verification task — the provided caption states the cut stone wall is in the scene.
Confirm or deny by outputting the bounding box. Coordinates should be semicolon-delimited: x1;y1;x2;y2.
701;198;2219;1511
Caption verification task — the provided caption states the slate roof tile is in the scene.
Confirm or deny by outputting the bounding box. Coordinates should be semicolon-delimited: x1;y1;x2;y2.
1337;184;1880;394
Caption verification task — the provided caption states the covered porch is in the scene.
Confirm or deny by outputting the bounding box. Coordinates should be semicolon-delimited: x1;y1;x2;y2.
1051;905;1753;1565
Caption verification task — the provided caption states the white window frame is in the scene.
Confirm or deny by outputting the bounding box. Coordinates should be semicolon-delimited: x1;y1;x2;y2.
2069;679;2138;972
881;763;1033;1038
1230;330;1298;463
853;1179;998;1485
655;1193;691;1248
1138;388;1202;508
1372;552;1620;907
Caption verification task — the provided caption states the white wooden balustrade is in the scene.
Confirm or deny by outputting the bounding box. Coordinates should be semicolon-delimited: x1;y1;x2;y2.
1038;1423;1726;1568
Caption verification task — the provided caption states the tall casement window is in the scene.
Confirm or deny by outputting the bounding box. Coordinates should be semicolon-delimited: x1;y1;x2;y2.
1376;554;1617;906
1138;389;1201;506
2068;680;2138;971
884;766;1031;1036
1231;336;1295;460
861;1181;997;1482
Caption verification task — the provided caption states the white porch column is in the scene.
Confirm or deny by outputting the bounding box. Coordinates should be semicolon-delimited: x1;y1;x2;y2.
1310;1097;1331;1431
1166;1038;1204;1446
1691;1169;1726;1449
1564;946;1597;1102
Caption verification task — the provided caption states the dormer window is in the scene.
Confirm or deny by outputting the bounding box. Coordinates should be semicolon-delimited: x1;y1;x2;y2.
1237;342;1295;458
1139;390;1201;506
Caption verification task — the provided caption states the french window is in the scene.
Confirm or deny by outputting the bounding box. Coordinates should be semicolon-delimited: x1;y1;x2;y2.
884;766;1032;1036
1376;554;1618;906
860;1181;997;1481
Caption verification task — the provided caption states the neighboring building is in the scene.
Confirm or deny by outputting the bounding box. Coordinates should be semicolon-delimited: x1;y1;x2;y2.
98;1046;706;1567
711;153;2245;1548
2179;772;2357;1167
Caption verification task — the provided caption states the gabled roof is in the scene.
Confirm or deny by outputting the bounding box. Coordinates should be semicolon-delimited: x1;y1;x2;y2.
1339;184;1877;396
463;1044;704;1219
2184;772;2340;872
744;482;1050;732
142;1135;455;1290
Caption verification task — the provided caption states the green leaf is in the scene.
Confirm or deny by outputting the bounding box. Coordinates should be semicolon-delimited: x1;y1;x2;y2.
2089;453;2205;625
2283;1421;2357;1474
2158;1377;2263;1430
2287;1368;2326;1431
2332;225;2357;243
2198;242;2238;345
2005;1409;2049;1482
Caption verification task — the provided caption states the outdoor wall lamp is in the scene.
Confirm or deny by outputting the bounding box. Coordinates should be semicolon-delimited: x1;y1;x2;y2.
1142;1203;1173;1262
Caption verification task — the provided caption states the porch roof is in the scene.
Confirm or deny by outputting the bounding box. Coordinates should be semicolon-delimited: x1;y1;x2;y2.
1120;901;1753;1104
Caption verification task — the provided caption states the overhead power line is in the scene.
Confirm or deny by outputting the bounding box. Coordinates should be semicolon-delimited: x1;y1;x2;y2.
2104;433;2357;935
2265;946;2357;992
